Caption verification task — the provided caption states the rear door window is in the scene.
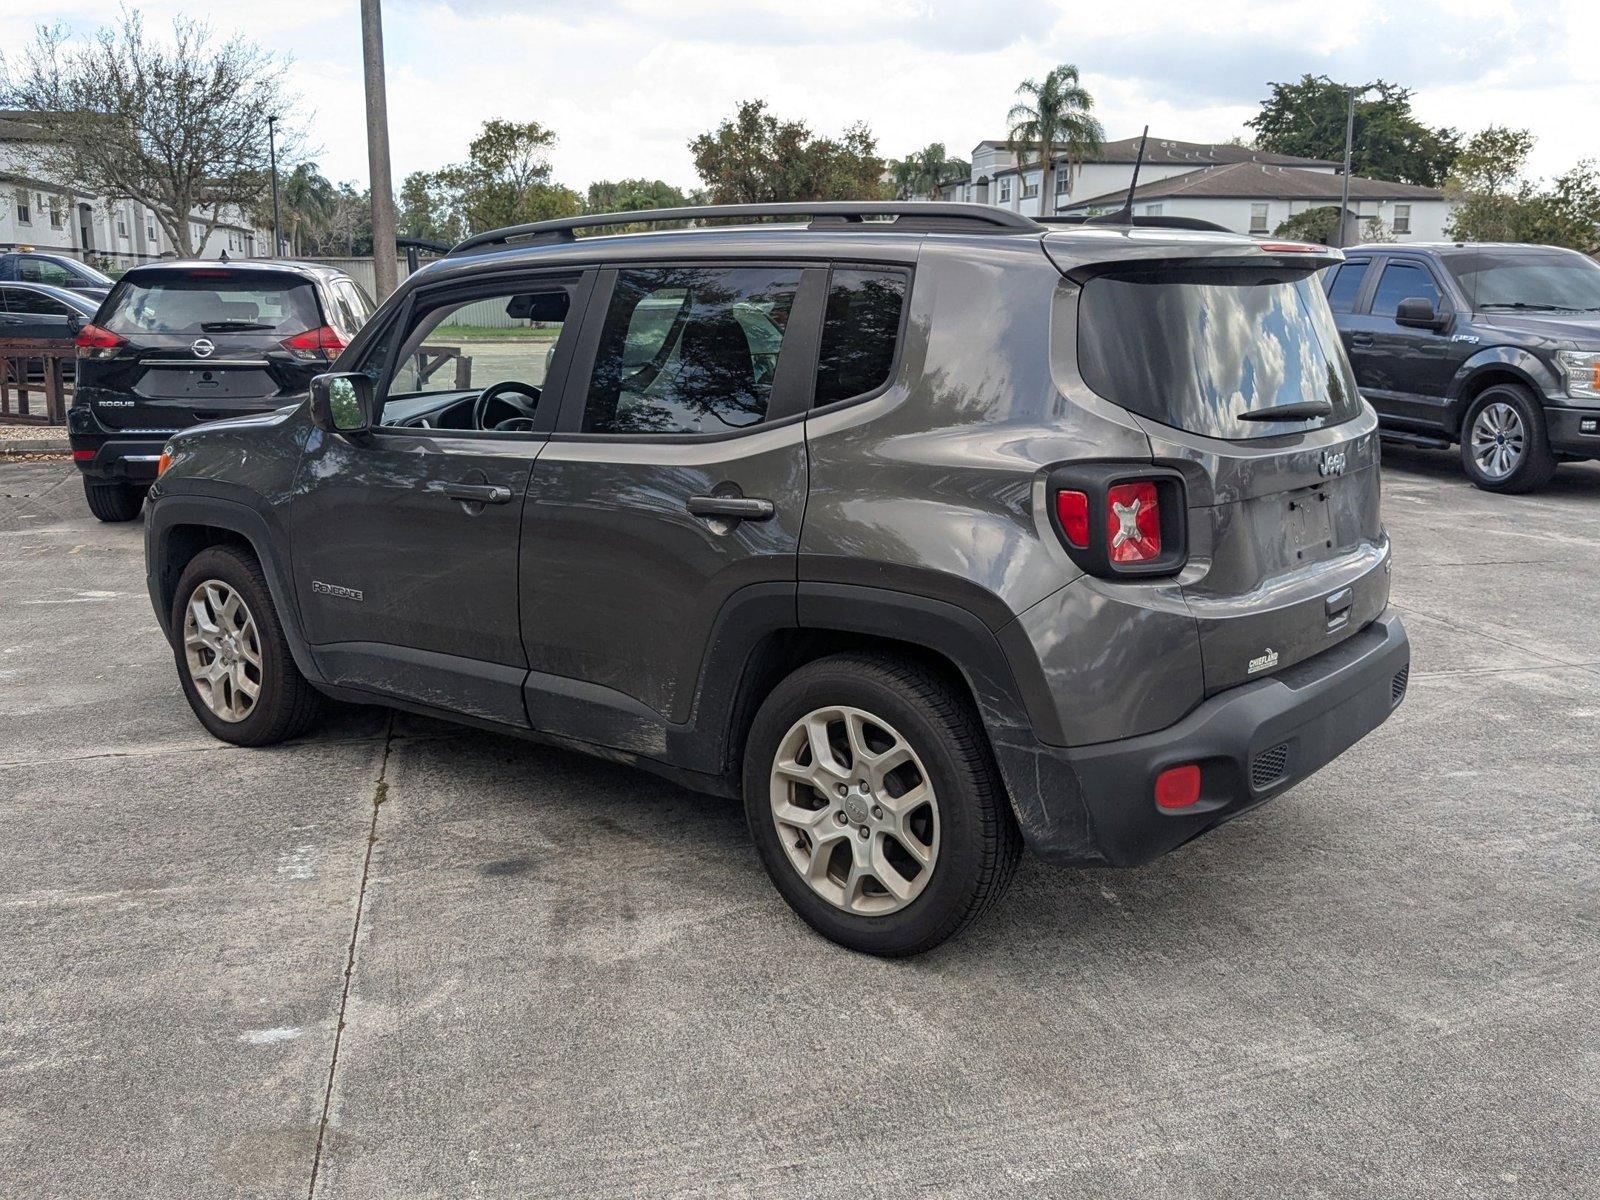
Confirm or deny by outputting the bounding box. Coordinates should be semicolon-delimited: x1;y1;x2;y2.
579;266;802;435
4;287;73;316
19;257;74;287
1323;261;1369;314
813;267;908;405
1370;261;1442;318
99;271;322;337
1077;265;1363;441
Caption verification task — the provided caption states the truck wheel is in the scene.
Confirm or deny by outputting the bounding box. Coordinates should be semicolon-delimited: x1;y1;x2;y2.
170;546;322;746
1460;385;1557;493
742;653;1021;956
83;479;147;522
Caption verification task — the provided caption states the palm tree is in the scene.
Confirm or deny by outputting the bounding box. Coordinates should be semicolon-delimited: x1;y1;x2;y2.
1006;65;1104;212
280;162;335;256
889;156;921;200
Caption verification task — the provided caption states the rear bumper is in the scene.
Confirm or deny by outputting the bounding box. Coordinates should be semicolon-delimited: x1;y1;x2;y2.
1544;405;1600;457
1005;611;1410;867
67;433;167;482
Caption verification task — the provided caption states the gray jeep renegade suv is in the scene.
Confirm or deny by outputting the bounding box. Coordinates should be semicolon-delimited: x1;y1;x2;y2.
144;202;1410;955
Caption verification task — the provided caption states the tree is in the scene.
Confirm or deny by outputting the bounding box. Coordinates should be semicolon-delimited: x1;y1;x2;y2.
585;178;688;213
1273;205;1342;244
398;170;464;245
890;144;971;201
448;119;582;232
277;162;335;256
1248;76;1459;187
315;183;373;256
689;100;888;204
1;11;297;257
1007;64;1104;210
1445;128;1600;252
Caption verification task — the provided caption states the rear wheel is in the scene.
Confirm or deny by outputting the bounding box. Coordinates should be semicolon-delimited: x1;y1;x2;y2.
83;479;146;522
170;546;322;746
1460;384;1556;493
742;653;1021;956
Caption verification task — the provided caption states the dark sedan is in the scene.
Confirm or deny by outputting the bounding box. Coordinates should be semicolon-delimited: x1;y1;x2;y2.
0;279;99;340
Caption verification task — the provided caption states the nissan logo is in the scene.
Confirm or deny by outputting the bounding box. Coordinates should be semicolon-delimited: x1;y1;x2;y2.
1319;448;1348;478
191;337;215;358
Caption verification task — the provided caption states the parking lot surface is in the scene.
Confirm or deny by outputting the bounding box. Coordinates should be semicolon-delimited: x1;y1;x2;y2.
2;451;1597;1199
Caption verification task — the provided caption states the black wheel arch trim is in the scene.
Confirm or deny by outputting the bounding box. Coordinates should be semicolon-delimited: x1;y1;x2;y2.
144;495;324;685
1446;347;1563;427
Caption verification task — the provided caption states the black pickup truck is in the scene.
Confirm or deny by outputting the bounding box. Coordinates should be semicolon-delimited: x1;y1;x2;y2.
1323;242;1600;492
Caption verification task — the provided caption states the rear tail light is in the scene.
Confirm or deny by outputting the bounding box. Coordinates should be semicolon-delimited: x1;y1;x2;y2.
1047;465;1187;578
74;324;126;358
1154;764;1202;810
279;324;345;361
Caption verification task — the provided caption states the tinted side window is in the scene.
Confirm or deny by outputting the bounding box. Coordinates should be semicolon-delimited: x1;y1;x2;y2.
1324;261;1369;314
19;257;73;286
5;287;72;316
581;266;801;435
814;267;908;406
1371;262;1441;318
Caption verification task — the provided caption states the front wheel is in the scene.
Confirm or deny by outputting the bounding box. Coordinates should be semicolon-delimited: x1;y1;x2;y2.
1460;385;1556;493
83;479;146;522
742;653;1021;956
170;546;322;746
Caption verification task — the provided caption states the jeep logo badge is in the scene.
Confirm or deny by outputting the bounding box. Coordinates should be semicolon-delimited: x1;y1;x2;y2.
1318;448;1347;478
191;337;215;358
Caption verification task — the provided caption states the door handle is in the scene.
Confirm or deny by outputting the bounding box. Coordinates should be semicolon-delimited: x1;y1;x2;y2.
687;495;775;521
1349;334;1375;347
440;482;512;504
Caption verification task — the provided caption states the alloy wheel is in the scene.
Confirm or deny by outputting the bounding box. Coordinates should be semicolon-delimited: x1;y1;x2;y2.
1470;401;1526;481
183;579;263;723
768;705;940;916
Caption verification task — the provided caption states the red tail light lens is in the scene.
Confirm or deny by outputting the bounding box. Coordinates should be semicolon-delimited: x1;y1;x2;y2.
1106;481;1161;564
279;325;345;360
75;323;126;358
1154;764;1202;810
1054;490;1090;548
72;448;97;462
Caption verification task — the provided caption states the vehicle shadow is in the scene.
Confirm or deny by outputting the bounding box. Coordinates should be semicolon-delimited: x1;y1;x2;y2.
1380;442;1600;497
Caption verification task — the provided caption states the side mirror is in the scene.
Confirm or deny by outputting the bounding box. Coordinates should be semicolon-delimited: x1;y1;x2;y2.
309;372;374;437
66;312;85;334
1394;297;1448;331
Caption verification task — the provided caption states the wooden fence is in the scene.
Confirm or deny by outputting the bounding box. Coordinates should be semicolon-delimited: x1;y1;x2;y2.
0;341;73;424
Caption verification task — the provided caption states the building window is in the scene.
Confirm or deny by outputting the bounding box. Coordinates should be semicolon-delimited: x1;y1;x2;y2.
1055;174;1070;195
146;216;157;242
191;222;204;248
1249;202;1269;234
48;196;64;229
14;188;30;225
1392;204;1411;234
116;208;129;238
999;180;1012;202
1146;203;1164;217
1022;183;1039;200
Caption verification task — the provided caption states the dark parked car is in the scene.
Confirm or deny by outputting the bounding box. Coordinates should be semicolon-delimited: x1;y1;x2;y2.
67;259;374;521
0;251;114;301
0;279;97;340
1323;242;1600;492
144;203;1409;955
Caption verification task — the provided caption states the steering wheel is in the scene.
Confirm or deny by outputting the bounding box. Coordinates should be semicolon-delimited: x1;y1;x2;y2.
472;380;542;431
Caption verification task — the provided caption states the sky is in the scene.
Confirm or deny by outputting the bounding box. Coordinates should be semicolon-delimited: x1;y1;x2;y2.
2;0;1595;194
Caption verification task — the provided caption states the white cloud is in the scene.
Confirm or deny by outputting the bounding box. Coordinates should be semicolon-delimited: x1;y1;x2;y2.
2;0;1593;195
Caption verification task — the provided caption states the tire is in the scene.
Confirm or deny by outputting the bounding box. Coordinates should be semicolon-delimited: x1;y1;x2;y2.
1459;384;1557;494
83;479;146;522
742;653;1022;956
169;545;322;746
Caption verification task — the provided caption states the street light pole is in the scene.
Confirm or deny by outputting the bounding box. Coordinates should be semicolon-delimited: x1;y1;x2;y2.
267;114;282;258
360;0;399;299
1337;88;1355;248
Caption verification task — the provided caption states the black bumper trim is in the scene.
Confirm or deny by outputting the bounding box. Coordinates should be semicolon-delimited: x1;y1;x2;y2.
1544;406;1600;457
1002;611;1410;867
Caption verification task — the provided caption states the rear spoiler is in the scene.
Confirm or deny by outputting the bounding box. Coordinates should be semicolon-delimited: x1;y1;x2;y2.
1040;214;1233;234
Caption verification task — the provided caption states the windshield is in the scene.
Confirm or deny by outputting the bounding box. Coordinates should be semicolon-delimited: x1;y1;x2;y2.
1446;250;1600;312
1077;265;1363;441
100;272;321;337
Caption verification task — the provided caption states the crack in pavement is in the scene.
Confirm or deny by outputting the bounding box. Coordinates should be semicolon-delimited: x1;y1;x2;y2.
307;711;395;1200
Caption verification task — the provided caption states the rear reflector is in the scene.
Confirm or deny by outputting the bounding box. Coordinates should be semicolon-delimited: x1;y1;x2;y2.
1054;489;1090;548
1154;764;1202;810
72;448;96;462
1106;481;1161;563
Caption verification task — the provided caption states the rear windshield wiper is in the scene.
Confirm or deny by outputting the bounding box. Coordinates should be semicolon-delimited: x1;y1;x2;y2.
1238;400;1332;422
199;320;274;331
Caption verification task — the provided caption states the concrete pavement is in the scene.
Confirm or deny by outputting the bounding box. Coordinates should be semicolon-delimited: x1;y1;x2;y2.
1;452;1596;1198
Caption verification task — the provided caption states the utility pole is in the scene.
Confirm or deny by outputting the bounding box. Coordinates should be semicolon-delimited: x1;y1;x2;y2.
267;114;282;258
360;0;398;298
1337;88;1356;248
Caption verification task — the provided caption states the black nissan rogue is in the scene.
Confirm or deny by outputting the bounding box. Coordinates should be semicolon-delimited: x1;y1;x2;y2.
68;260;373;521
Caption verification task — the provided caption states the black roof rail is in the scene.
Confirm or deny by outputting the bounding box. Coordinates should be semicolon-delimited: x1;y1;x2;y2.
448;201;1044;256
1039;214;1234;234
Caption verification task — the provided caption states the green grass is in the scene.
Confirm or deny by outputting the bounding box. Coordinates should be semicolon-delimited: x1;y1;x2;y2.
432;324;560;341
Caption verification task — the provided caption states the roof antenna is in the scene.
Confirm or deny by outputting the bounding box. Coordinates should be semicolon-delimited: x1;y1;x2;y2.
1088;125;1148;226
